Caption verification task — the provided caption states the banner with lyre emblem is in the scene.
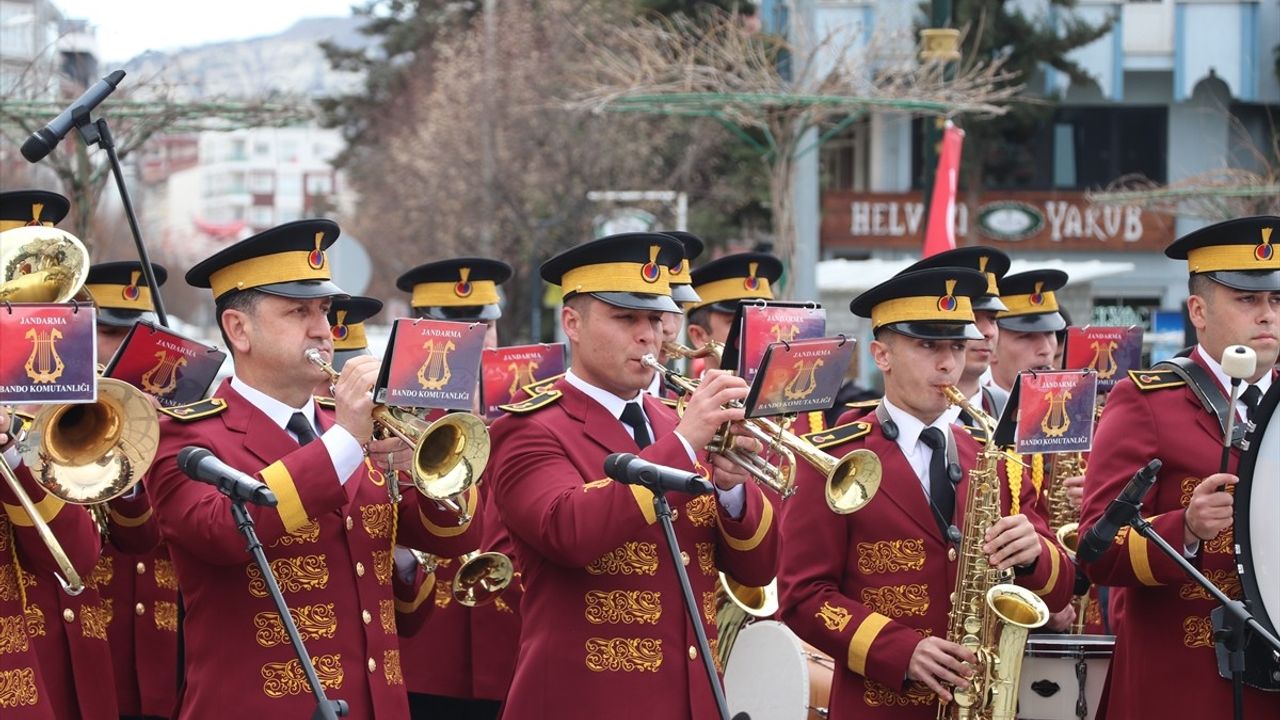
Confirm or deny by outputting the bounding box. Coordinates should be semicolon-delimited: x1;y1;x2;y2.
1011;370;1098;454
0;302;96;404
480;343;566;420
744;335;856;418
377;318;485;410
725;301;826;385
104;321;227;407
1064;325;1143;392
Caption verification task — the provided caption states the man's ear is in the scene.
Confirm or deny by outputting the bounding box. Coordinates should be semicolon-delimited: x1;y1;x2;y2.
686;322;710;347
222;309;253;355
870;337;892;374
562;304;582;344
1185;293;1209;333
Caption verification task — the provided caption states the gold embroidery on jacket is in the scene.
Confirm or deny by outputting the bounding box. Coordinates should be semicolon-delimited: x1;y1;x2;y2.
1183;616;1213;648
816;602;853;632
1204;528;1233;555
701;590;717;625
262;653;344;698
864;679;934;706
586;542;659;576
584;637;663;672
435;579;453;609
856;539;926;574
1179;569;1241;601
87;553;114;589
272;519;320;547
361;504;395;540
1180;477;1199;507
584;590;662;625
494;596;513;614
685;495;717;527
0;666;39;707
372;550;393;585
247;554;328;597
860;584;930;618
154;558;178;591
384;649;404;685
23;604;44;638
696;542;716;577
380;599;396;634
0;615;28;654
154;601;178;632
582;478;611;491
254;603;338;647
81;598;112;640
0;565;35;603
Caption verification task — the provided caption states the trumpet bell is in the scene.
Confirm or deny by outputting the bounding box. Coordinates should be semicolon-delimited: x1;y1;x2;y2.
719;571;778;618
20;378;160;504
824;448;881;514
412;412;490;501
452;551;515;607
0;226;90;304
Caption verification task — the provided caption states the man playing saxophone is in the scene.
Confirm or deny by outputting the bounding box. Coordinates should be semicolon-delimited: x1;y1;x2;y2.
779;268;1074;718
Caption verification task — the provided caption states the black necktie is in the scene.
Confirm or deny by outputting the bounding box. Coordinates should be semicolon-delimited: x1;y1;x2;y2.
920;427;954;531
287;412;318;446
1240;385;1263;424
620;402;652;449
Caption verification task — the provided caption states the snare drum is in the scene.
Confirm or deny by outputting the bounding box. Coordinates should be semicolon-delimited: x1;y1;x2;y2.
724;620;832;720
1018;634;1114;720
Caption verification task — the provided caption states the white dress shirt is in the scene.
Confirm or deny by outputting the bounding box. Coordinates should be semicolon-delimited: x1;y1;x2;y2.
880;396;962;498
231;376;364;485
565;369;745;518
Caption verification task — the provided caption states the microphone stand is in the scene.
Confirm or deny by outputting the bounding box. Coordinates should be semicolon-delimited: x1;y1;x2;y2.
70;106;169;327
228;498;348;719
1124;512;1280;720
651;490;732;720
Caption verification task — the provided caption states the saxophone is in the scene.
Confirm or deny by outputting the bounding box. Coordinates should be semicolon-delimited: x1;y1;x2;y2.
940;386;1050;720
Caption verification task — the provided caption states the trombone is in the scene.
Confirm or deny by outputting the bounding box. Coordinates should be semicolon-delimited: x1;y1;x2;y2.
661;339;724;362
304;349;489;523
640;354;880;514
0;226;159;594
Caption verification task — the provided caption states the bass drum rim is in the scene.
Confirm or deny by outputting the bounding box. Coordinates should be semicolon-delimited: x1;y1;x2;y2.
1234;380;1280;640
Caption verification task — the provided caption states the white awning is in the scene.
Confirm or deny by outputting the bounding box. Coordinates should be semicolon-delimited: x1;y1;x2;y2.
817;257;1137;294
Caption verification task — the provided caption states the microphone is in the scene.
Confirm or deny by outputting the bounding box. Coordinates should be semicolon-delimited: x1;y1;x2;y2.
1076;458;1161;564
603;452;715;496
20;69;126;163
177;446;278;507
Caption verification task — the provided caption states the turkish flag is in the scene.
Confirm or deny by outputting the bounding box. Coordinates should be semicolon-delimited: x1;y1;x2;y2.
922;121;965;258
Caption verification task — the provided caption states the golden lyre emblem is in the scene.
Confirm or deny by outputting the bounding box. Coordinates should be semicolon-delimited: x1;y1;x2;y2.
770;323;799;344
1088;340;1119;380
1040;389;1073;437
783;358;824;400
507;360;540;397
417;339;456;390
24;327;65;383
815;601;853;632
141;350;187;396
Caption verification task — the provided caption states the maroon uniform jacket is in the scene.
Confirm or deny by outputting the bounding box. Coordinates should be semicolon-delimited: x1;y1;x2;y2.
488;379;778;720
1080;351;1280;719
779;413;1074;719
0;459;103;718
143;381;480;719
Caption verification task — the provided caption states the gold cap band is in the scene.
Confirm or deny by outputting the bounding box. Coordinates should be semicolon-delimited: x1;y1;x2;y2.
668;258;692;286
870;291;974;329
412;278;500;308
209;249;330;299
333;322;368;351
0;219;53;231
85;271;155;312
1187;228;1278;273
977;256;1000;296
559;245;672;297
999;282;1060;318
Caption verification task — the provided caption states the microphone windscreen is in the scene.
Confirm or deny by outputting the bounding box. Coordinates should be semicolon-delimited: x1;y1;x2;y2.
603;452;634;479
177;446;210;475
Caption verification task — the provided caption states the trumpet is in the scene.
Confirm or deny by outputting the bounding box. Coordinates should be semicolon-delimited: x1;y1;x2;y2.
304;349;488;523
640;354;880;514
410;549;516;608
661;339;724;362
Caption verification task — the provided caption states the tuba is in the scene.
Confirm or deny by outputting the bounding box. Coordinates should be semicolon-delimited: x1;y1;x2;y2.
305;349;489;523
940;386;1050;720
640;354;880;514
0;226;89;304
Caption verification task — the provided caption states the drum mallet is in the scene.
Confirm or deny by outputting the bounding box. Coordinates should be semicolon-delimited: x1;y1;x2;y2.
1220;344;1257;475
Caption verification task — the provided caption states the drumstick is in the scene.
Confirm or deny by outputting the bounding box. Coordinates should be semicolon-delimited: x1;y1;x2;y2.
1219;345;1256;475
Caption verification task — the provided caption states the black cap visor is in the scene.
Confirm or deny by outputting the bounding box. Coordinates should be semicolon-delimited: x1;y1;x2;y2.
588;291;680;313
1203;270;1280;293
996;312;1067;333
415;303;502;322
96;308;155;328
972;295;1009;312
670;284;701;305
256;279;348;300
886;321;983;341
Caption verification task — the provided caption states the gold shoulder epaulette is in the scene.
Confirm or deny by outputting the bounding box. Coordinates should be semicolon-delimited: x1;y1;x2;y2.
158;397;228;422
499;390;563;414
803;420;872;449
314;396;336;409
520;372;565;398
1128;369;1185;391
844;398;881;410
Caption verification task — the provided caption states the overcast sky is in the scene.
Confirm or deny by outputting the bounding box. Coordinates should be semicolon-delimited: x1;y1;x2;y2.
56;0;360;65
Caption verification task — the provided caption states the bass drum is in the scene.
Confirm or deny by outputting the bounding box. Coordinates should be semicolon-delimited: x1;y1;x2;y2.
1233;380;1280;689
1017;634;1114;720
724;620;831;720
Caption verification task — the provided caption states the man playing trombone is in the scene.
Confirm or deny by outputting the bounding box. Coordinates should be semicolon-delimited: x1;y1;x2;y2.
487;233;777;720
142;219;483;718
